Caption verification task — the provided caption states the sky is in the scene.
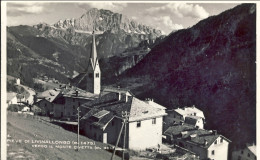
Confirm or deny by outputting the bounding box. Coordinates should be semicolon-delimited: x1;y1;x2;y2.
6;2;240;34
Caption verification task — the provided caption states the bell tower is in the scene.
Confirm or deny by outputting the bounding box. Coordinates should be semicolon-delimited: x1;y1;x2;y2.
86;31;101;95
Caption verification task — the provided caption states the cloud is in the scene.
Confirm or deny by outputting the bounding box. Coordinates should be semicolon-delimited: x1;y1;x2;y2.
152;16;183;34
77;2;127;13
145;3;209;19
7;2;49;17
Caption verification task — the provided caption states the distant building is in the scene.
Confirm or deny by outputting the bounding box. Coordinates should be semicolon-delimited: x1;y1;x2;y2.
17;94;26;103
16;78;20;85
80;89;167;150
164;105;205;130
164;123;231;160
232;143;256;160
184;116;204;129
53;88;98;118
35;89;61;116
7;92;18;107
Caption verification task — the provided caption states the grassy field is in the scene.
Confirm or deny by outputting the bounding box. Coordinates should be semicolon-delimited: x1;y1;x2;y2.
7;112;121;160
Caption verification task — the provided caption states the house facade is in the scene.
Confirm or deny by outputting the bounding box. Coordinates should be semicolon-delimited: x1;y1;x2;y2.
80;89;167;150
232;144;256;160
164;123;231;160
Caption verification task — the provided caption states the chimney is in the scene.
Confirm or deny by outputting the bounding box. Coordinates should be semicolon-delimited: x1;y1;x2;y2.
125;95;128;102
75;90;79;97
118;93;121;101
204;140;208;146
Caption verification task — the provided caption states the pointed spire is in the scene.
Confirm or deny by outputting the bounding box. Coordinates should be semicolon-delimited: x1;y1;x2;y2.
91;30;97;67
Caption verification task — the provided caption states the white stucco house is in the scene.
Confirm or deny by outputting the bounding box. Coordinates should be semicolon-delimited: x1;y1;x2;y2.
80;89;167;150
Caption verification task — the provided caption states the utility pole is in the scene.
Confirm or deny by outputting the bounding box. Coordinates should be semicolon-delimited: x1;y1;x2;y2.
122;111;129;160
76;106;80;151
111;111;129;160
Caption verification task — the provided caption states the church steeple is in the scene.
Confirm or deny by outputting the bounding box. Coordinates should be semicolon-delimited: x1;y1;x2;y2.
91;31;97;68
85;30;101;95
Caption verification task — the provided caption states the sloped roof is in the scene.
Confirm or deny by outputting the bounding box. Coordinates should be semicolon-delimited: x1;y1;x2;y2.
247;144;256;156
174;106;205;118
7;92;17;102
102;87;134;96
62;87;99;100
80;92;167;129
37;89;60;103
164;124;196;136
164;124;231;148
184;116;202;126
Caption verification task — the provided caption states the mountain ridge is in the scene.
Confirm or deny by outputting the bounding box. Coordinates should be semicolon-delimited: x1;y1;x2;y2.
113;3;256;147
52;8;162;36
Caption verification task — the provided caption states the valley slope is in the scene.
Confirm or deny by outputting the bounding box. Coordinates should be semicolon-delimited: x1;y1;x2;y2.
115;3;256;147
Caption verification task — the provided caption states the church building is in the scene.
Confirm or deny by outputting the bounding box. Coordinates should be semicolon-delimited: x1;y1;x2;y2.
85;31;101;95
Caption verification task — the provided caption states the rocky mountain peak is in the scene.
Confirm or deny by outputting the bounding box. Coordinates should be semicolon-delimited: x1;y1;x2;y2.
53;8;161;36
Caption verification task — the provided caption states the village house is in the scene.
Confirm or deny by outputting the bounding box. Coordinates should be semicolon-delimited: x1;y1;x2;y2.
52;88;98;118
164;105;205;131
80;89;167;150
7;92;18;107
16;94;26;103
232;143;256;160
164;123;231;160
35;89;61;116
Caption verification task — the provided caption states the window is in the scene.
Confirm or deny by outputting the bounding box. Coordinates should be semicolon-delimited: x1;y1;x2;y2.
248;153;250;157
241;150;244;154
152;118;156;124
95;73;99;78
89;73;93;78
214;140;217;144
137;121;141;128
45;103;47;107
220;138;223;143
211;150;215;155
